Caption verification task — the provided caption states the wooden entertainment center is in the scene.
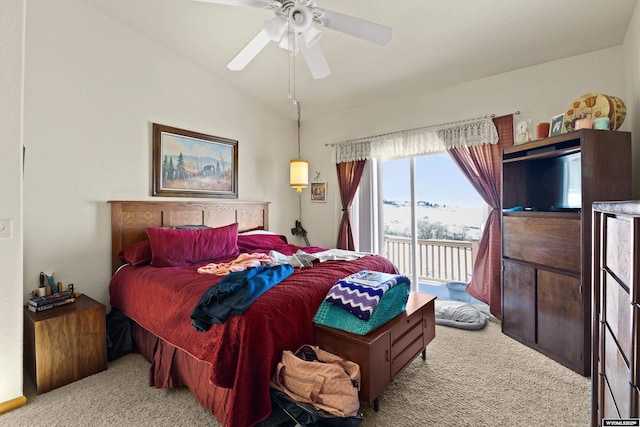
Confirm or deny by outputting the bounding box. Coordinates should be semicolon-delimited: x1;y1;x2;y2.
501;129;631;375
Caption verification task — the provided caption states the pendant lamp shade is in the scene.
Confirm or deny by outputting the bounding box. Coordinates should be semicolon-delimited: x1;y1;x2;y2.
290;101;308;193
290;159;308;193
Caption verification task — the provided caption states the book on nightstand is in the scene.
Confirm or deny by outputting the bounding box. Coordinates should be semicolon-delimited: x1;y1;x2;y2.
28;297;76;312
29;290;75;307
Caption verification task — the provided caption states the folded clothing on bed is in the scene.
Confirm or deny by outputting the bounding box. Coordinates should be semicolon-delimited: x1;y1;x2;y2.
324;270;410;321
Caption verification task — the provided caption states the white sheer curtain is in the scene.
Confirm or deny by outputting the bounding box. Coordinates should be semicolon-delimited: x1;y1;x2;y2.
356;159;380;254
330;115;499;163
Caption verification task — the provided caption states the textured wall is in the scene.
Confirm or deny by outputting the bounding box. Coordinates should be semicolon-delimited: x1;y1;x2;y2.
0;0;25;405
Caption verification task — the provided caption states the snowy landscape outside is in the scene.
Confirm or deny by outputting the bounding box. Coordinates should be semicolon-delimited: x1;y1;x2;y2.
381;154;485;242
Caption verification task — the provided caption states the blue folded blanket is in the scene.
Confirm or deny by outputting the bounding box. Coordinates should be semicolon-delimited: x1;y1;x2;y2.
324;270;410;321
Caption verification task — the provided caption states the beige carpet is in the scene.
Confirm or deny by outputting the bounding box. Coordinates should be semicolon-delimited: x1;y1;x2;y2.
1;322;590;427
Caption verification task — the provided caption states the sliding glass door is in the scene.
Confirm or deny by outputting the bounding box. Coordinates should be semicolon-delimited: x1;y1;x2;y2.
380;157;415;286
378;152;485;291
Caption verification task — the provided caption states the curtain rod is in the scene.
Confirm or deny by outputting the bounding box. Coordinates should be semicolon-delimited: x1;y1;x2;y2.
324;111;519;147
491;110;520;118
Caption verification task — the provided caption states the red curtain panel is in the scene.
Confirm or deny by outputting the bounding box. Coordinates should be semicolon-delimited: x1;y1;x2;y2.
448;115;513;319
335;160;367;250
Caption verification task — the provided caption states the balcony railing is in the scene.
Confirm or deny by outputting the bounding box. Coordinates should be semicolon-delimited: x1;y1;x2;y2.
384;236;478;283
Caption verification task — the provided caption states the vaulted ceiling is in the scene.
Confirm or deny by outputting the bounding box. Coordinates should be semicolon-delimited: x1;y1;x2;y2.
81;0;638;120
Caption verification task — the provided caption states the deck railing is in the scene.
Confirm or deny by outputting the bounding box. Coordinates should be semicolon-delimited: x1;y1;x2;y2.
384;236;478;283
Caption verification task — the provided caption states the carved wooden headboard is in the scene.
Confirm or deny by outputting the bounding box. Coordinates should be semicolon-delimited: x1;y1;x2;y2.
109;200;270;273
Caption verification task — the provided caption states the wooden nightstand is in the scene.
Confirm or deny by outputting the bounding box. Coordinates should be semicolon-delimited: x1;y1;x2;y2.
24;294;107;394
314;292;436;411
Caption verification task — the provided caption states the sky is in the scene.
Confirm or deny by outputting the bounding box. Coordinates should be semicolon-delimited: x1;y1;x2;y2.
381;153;484;209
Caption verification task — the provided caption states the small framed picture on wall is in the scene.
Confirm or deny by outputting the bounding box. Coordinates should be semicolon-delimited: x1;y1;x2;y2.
310;182;327;203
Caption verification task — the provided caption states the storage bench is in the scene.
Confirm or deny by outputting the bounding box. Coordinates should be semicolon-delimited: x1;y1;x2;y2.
314;292;436;411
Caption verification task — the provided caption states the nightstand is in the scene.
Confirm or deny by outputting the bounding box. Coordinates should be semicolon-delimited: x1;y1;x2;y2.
314;292;436;410
24;294;107;394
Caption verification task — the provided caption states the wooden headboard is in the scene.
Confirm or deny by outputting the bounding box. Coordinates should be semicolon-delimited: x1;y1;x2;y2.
109;200;270;273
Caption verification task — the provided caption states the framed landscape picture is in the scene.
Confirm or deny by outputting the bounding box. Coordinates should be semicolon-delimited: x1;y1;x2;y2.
152;123;238;198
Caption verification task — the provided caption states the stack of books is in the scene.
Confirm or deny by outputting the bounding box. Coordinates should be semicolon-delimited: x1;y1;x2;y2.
28;290;76;312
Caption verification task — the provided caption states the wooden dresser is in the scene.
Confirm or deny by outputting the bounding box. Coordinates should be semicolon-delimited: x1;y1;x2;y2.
592;201;640;426
24;294;107;394
314;292;436;410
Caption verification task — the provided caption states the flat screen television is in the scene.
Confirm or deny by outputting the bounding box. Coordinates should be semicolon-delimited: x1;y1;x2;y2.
526;152;581;211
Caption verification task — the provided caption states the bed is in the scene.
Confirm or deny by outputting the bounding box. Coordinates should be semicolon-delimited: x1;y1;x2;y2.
108;200;399;427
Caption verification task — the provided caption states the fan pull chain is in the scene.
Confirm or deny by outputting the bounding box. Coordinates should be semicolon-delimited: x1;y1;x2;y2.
287;40;296;102
286;20;297;104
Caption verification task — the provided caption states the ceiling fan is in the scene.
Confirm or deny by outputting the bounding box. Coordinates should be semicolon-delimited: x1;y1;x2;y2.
194;0;392;79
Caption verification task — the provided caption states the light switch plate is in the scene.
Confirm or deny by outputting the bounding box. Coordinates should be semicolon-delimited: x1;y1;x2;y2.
0;219;12;239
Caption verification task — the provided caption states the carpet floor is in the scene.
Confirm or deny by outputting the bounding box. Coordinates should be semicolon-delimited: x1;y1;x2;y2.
1;321;590;427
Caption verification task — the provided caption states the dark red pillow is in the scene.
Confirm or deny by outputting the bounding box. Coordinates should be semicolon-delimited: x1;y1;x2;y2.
237;233;289;253
147;223;240;267
119;240;153;266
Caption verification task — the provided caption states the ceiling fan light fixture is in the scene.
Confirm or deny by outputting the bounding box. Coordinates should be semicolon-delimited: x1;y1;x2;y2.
288;5;313;32
264;16;287;41
297;33;330;78
278;32;298;55
302;25;322;47
201;0;392;77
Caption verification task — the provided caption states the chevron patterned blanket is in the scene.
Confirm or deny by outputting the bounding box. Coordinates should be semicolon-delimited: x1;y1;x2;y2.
324;270;411;321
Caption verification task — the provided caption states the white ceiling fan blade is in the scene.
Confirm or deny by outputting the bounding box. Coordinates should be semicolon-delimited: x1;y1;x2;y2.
297;34;330;79
193;0;272;8
317;8;392;46
227;29;271;70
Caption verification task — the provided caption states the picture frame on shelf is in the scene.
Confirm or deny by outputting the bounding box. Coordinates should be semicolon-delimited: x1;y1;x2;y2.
514;117;533;145
152;123;238;198
550;114;564;137
310;182;327;203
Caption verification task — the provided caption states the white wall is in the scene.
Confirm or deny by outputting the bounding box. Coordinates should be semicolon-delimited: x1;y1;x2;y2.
22;0;298;307
0;0;25;407
624;1;640;194
303;47;633;249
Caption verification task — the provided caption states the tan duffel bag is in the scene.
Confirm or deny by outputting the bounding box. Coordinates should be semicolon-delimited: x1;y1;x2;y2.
271;344;361;418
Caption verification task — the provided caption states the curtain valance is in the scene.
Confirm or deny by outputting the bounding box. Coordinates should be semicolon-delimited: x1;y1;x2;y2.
328;115;499;163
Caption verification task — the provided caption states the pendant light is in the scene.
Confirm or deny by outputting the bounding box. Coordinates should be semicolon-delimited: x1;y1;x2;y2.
290;101;308;193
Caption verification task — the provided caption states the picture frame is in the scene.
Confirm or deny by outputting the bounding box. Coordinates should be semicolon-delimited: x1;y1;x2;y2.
549;114;564;137
152;123;238;198
310;182;327;203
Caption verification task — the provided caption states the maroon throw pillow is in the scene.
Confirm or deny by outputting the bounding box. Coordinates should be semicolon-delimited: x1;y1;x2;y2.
237;233;288;253
119;240;153;266
147;223;240;267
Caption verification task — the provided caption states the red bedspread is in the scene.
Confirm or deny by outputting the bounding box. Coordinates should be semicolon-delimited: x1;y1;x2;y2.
109;250;398;427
